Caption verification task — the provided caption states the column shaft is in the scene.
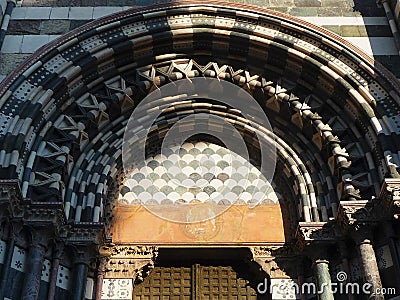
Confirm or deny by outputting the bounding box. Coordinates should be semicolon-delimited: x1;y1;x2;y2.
0;237;14;299
358;240;384;299
47;257;60;300
95;273;104;300
314;260;334;300
71;263;88;300
21;244;46;300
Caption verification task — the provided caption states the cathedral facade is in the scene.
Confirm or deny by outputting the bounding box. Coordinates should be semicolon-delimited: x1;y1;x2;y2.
0;0;400;299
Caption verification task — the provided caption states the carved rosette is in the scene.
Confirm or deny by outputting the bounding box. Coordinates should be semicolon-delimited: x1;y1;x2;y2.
100;245;158;283
379;178;400;219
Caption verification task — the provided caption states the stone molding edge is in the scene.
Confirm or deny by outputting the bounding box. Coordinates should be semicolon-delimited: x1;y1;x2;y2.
1;0;399;96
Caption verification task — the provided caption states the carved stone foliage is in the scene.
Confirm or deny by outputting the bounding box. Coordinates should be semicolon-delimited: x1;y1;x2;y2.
0;179;23;219
295;222;336;251
337;200;379;230
100;245;158;282
250;245;297;279
380;178;400;219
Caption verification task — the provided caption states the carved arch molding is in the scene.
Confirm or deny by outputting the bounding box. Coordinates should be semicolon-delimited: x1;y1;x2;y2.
0;0;400;269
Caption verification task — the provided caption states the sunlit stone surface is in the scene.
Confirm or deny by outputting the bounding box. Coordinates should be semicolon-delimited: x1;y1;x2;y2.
118;142;281;206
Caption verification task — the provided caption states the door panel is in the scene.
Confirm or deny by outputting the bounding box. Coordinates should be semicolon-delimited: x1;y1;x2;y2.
133;264;260;300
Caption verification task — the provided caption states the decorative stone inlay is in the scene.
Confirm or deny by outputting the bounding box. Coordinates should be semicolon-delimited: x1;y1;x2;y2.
11;245;26;272
56;264;71;290
375;244;393;270
0;240;6;264
119;141;281;206
101;278;132;300
40;258;51;282
349;257;363;281
270;278;299;299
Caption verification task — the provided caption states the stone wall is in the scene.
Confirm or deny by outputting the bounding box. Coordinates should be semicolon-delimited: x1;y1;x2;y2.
0;0;399;81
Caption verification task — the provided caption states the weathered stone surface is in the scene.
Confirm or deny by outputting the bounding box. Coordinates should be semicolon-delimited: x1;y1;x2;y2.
0;54;31;76
7;20;41;35
70;19;90;30
40;20;70;34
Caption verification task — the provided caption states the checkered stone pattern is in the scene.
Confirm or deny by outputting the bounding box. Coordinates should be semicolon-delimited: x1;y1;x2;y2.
0;2;398;226
119;141;281;206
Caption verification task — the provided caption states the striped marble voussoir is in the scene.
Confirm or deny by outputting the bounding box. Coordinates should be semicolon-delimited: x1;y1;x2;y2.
0;0;399;224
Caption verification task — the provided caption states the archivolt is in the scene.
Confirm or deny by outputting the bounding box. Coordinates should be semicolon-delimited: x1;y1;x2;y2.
0;1;399;225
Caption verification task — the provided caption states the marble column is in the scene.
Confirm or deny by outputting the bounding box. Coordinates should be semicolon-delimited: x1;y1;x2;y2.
296;259;306;300
47;243;64;300
71;262;88;300
338;241;354;300
384;222;400;290
0;237;14;299
95;257;106;300
353;227;384;300
313;257;334;300
21;243;46;300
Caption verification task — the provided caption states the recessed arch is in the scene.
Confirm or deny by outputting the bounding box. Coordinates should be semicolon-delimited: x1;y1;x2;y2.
0;0;399;232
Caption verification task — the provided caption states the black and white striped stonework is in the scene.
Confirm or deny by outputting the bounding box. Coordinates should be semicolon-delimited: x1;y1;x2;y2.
0;2;399;225
1;0;400;82
0;0;15;54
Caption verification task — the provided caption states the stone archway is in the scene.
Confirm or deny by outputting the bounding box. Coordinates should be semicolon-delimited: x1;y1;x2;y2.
0;1;399;299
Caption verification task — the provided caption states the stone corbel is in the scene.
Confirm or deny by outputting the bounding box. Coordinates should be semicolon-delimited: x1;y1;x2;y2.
100;245;158;283
379;178;400;220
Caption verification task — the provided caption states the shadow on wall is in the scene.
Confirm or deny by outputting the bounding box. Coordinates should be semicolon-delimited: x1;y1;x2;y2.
354;0;400;78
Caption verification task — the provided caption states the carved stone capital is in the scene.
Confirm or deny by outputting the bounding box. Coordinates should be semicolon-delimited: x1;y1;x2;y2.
22;201;65;226
61;222;104;245
379;178;400;220
250;245;297;279
24;224;56;248
100;245;158;283
69;244;98;265
295;222;336;252
0;179;23;219
250;245;294;258
337;200;379;230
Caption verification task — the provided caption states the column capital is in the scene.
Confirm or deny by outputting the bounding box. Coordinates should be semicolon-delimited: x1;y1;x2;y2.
99;244;158;283
295;222;337;253
337;200;380;231
60;222;104;245
379;178;400;220
0;179;23;220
